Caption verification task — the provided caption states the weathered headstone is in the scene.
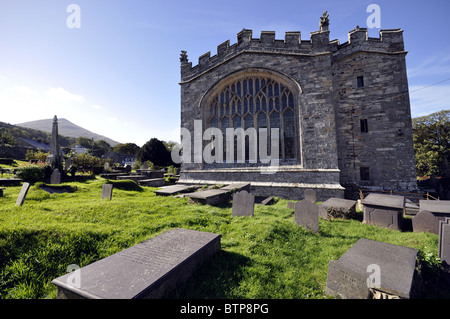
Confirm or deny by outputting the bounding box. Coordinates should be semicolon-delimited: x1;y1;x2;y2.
319;198;357;220
326;238;418;299
438;218;450;264
294;200;319;233
125;165;132;173
232;190;255;217
15;182;31;206
304;189;317;203
287;201;296;209
103;162;110;172
51;228;221;299
362;193;405;230
412;210;439;234
50;169;61;185
102;184;113;200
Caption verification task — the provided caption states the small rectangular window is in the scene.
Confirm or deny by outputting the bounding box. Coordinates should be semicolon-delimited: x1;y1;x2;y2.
360;167;370;181
357;76;364;88
360;119;368;133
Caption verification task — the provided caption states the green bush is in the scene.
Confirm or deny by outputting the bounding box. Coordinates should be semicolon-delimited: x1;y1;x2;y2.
16;163;49;183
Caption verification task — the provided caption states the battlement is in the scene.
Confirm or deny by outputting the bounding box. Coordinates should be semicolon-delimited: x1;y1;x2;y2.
180;26;405;82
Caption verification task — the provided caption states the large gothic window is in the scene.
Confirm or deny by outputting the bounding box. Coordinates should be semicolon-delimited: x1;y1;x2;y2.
206;74;299;164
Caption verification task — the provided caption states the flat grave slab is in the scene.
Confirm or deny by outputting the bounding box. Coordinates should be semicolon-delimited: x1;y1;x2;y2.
185;189;230;205
362;193;405;230
116;175;148;182
419;200;450;221
326;238;418;299
221;183;251;192
52;228;221;299
255;196;274;205
154;184;200;196
0;178;23;187
319;198;357;220
137;178;165;187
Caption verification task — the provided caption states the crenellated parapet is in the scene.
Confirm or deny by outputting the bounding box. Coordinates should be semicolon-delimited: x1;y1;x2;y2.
180;24;406;82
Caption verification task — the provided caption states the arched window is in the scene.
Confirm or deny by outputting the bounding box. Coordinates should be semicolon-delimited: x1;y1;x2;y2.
205;72;299;164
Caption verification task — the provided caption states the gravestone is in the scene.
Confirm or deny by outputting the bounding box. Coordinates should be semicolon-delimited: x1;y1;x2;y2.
412;210;439;234
125;165;132;173
102;184;113;200
438;218;450;264
287;201;296;209
304;189;317;203
15;182;31;206
326;238;418;299
232;190;255;217
319;198;357;220
362;193;405;230
51;228;221;299
103;162;110;172
50;169;61;185
294;200;319;233
0;187;5;197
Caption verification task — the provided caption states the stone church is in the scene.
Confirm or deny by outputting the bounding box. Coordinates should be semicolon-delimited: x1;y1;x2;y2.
177;13;417;200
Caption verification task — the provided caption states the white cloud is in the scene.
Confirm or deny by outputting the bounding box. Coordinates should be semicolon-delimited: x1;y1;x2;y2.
9;85;38;96
408;52;450;79
409;84;450;117
46;87;85;103
91;104;104;110
107;117;119;123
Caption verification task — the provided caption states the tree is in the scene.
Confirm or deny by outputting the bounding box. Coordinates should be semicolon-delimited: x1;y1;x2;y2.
412;110;450;177
137;138;173;166
76;136;93;149
113;143;140;155
93;140;111;157
0;129;16;146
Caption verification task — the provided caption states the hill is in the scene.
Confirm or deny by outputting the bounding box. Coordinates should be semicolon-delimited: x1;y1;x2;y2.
16;118;120;146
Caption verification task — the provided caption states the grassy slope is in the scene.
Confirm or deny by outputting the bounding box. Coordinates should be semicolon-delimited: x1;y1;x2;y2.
0;178;443;299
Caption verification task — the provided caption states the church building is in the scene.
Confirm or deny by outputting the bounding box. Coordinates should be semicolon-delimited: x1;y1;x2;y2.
177;13;417;200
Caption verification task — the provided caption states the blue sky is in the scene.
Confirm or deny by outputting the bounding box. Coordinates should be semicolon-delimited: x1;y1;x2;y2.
0;0;449;146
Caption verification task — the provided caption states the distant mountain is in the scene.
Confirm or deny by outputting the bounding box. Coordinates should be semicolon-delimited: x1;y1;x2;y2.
16;118;120;147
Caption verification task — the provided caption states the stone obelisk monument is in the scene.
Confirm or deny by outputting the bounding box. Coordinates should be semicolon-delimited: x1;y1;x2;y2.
47;115;61;168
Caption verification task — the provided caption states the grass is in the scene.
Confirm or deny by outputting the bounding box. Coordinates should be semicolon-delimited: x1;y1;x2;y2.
0;178;445;299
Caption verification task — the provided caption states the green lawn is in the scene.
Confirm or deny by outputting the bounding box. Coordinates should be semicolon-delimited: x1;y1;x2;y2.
0;178;445;299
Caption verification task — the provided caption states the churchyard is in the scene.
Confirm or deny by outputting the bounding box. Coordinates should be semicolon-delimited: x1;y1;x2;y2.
0;175;448;299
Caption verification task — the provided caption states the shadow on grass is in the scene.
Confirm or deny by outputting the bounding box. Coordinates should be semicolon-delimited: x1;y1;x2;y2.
164;250;250;299
106;179;144;192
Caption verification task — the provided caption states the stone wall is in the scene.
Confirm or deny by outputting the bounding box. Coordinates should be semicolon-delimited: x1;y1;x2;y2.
332;28;417;192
